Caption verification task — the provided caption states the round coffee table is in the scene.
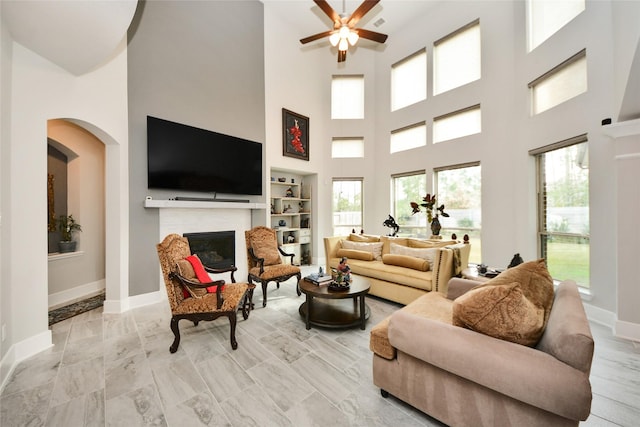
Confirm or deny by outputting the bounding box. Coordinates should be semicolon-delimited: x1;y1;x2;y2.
298;278;370;330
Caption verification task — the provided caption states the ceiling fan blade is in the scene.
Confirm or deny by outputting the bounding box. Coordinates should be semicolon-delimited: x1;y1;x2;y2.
300;30;334;44
338;50;347;63
347;0;380;27
356;28;388;44
314;0;340;25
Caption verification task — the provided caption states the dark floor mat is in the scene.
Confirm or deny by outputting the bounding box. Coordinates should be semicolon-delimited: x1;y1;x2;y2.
48;292;105;325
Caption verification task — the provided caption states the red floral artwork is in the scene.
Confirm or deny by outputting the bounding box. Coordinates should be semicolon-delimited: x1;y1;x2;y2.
289;119;305;154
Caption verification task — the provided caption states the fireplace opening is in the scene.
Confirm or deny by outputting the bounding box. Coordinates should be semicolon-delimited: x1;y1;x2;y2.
183;231;235;269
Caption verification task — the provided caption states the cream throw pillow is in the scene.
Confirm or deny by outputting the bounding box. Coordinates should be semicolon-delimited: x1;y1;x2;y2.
390;243;438;265
340;240;383;260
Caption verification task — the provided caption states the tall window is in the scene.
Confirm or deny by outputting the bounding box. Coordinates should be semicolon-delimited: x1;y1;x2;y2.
391;49;427;111
390;122;427;154
332;137;364;158
332;75;364;119
528;0;585;51
529;50;587;115
332;179;363;235
433;20;481;95
392;172;427;237
532;136;589;287
433;105;482;144
435;163;482;263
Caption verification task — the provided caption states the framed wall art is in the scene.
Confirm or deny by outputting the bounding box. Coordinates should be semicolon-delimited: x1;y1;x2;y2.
282;108;309;161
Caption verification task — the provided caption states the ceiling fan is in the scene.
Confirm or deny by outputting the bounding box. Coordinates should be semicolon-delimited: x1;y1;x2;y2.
300;0;388;63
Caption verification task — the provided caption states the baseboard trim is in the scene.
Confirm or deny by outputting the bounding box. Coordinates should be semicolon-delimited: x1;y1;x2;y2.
615;320;640;343
48;279;105;309
583;302;616;329
128;291;164;309
0;330;52;394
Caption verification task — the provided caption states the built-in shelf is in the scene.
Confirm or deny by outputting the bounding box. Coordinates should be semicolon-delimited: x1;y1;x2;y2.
144;199;267;210
48;251;85;261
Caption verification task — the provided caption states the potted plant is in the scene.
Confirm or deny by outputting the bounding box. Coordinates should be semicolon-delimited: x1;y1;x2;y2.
410;194;449;238
57;214;82;253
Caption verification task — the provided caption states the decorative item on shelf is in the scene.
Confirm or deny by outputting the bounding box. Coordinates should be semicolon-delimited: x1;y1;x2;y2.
57;214;82;253
271;177;275;181
301;218;310;228
287;234;295;244
283;204;292;213
278;219;287;227
282;108;309;161
285;187;294;197
410;194;450;238
291;178;295;183
278;177;286;182
382;214;400;236
271;203;275;214
302;250;311;265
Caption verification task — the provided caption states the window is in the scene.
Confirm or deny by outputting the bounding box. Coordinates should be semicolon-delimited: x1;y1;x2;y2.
392;172;427;237
435;163;482;264
433;105;481;143
433;20;481;95
332;179;363;235
532;136;589;287
391;49;427;111
528;0;585;51
332;75;364;119
390;122;427;154
530;50;587;115
332;137;364;158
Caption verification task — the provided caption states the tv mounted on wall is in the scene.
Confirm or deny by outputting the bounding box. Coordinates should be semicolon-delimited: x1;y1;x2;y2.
147;116;263;197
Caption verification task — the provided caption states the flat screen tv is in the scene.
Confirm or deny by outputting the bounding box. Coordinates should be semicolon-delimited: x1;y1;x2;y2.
147;116;263;196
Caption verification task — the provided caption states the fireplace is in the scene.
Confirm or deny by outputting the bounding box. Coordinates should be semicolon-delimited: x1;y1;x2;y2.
183;231;235;269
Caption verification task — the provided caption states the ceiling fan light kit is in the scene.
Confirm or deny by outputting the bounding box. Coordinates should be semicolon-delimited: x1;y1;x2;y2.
300;0;388;63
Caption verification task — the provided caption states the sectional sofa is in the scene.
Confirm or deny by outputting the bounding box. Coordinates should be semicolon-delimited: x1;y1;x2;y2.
369;261;594;426
324;234;471;304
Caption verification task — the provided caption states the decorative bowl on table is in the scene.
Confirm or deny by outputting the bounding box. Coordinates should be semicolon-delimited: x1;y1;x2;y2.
328;281;350;291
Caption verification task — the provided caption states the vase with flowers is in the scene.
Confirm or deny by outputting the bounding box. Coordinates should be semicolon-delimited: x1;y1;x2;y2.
57;214;82;253
410;194;449;238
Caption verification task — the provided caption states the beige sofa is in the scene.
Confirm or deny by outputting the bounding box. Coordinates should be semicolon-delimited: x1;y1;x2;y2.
370;274;594;427
324;234;471;304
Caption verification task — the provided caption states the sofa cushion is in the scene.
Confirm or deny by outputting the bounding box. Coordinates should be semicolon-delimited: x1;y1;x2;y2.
382;253;429;271
370;292;454;360
348;233;380;242
452;259;555;347
341;240;383;260
329;258;434;291
452;281;545;346
390;243;438;265
407;238;456;248
337;248;375;261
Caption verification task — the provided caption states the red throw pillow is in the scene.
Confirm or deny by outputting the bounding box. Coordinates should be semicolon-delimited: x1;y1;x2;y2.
186;254;224;293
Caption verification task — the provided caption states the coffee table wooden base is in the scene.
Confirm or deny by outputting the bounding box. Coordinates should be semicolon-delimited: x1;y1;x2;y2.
299;299;370;330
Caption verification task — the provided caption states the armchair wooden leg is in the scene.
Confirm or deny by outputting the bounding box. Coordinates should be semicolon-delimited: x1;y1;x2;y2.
170;317;181;353
228;312;238;350
296;273;302;296
262;282;268;307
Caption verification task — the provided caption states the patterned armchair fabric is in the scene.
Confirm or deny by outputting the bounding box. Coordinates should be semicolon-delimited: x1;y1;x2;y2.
245;226;301;307
156;233;253;351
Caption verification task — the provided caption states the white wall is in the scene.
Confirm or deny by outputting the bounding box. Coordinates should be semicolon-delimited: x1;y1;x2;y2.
265;0;638;328
1;37;129;380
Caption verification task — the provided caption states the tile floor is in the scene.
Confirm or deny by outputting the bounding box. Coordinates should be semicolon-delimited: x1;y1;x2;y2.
1;266;639;426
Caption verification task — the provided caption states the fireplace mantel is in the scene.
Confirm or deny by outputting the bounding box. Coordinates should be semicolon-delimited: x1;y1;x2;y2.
144;199;267;210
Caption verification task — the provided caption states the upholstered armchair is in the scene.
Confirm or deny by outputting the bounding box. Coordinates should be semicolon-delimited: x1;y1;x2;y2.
245;226;301;307
157;233;254;351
